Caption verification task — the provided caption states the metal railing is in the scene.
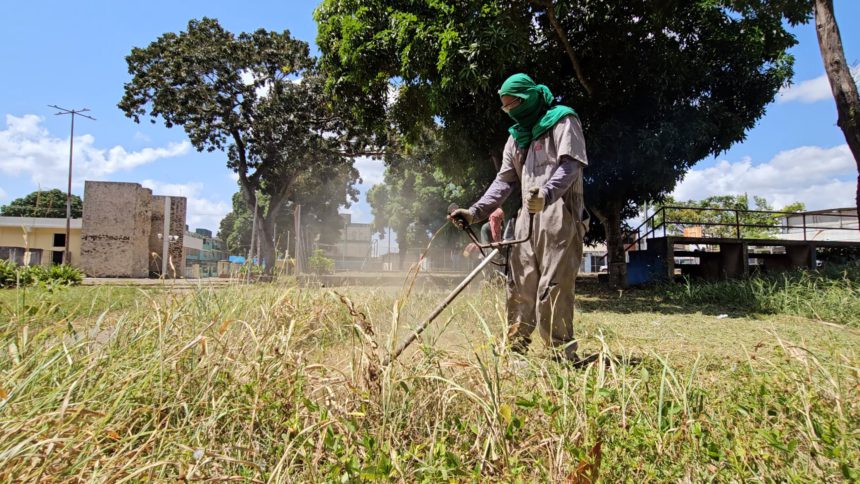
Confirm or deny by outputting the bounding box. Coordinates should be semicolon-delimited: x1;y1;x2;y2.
626;206;859;252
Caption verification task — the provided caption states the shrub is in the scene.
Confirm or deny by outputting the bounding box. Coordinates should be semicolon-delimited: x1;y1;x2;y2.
0;262;84;289
308;249;335;275
44;264;84;285
0;259;16;287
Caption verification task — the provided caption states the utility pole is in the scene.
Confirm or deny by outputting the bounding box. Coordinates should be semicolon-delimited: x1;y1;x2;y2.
49;105;95;265
247;197;258;282
294;204;303;274
342;216;347;269
161;196;171;277
285;230;290;275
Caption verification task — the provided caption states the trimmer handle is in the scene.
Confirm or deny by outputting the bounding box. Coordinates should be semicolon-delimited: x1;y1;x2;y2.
448;202;534;250
447;203;471;231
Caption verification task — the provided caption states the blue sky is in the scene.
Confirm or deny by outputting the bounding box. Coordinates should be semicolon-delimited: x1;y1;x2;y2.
1;1;858;239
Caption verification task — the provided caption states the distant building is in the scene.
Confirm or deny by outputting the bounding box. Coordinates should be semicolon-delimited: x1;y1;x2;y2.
184;228;229;277
781;207;859;242
2;181;213;278
581;244;607;273
324;214;374;271
0;216;82;266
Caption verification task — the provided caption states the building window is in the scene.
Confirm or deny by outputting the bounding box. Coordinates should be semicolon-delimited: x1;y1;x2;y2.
0;247;25;265
52;250;65;265
27;249;43;265
0;247;43;265
53;233;66;247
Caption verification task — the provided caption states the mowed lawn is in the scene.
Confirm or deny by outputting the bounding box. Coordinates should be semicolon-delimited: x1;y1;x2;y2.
1;277;858;481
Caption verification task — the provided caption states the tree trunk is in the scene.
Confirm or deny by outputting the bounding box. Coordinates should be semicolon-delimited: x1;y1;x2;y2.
398;244;407;271
593;201;627;289
814;0;860;225
257;199;288;275
257;221;277;275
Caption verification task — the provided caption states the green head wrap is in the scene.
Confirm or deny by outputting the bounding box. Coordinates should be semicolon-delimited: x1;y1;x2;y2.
498;73;577;149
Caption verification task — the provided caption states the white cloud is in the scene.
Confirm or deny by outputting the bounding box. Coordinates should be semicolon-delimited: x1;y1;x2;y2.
673;144;856;210
133;131;151;143
0;187;7;200
227;172;240;182
778;65;859;104
354;156;385;186
0;114;190;188
141;179;231;233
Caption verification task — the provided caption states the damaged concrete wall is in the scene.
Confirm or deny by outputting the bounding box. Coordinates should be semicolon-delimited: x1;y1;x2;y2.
80;181;153;277
149;195;187;277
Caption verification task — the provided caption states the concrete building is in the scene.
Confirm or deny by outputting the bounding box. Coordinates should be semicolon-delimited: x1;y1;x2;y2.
184;228;228;278
3;181;191;278
325;214;375;271
581;244;607;273
148;195;187;275
0;216;82;266
80;181;186;278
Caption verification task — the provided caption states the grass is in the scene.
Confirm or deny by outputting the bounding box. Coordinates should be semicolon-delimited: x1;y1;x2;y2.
665;262;860;328
0;274;858;481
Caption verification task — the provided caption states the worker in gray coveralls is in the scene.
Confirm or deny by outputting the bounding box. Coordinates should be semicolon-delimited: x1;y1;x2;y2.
448;73;589;362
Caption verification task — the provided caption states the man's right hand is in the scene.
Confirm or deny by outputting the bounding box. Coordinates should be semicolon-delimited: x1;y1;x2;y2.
447;208;474;230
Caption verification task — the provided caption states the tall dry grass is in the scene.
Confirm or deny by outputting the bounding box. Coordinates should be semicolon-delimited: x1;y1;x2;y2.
0;280;857;481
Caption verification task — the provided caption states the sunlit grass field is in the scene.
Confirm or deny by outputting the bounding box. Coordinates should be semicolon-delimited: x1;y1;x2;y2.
1;270;858;481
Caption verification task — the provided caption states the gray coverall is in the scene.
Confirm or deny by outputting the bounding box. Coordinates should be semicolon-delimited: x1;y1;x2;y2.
470;115;588;358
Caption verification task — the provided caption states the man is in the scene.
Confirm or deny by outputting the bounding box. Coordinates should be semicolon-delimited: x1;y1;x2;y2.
448;73;588;362
462;207;506;279
463;207;505;256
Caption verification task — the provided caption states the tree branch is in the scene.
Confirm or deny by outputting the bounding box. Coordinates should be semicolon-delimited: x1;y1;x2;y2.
532;0;594;96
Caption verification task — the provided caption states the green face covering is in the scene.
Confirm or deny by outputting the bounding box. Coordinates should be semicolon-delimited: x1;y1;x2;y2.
499;73;577;149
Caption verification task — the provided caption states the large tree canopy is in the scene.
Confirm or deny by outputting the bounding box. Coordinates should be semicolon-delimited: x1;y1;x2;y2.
0;189;82;219
315;0;811;286
119;18;358;271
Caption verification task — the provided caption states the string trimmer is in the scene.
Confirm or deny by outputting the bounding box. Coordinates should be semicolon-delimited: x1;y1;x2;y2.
383;195;536;366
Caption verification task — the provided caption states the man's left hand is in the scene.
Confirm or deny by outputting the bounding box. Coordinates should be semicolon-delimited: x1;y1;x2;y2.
527;187;546;213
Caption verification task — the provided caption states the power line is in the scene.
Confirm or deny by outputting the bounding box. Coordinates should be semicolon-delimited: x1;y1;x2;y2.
48;105;95;265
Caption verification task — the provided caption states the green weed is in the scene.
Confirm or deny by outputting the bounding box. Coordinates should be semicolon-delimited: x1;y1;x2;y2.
665;262;860;327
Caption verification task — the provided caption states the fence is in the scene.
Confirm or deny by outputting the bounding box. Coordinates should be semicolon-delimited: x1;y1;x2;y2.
628;206;858;252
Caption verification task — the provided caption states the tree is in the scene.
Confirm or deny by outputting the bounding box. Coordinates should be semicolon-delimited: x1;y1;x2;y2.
218;164;359;257
813;0;860;225
316;0;811;286
119;18;358;272
0;189;82;218
218;191;255;255
366;127;495;269
647;195;804;240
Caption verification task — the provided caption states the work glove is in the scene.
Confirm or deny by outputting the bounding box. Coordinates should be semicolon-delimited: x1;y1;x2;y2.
447;207;474;230
526;187;546;213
